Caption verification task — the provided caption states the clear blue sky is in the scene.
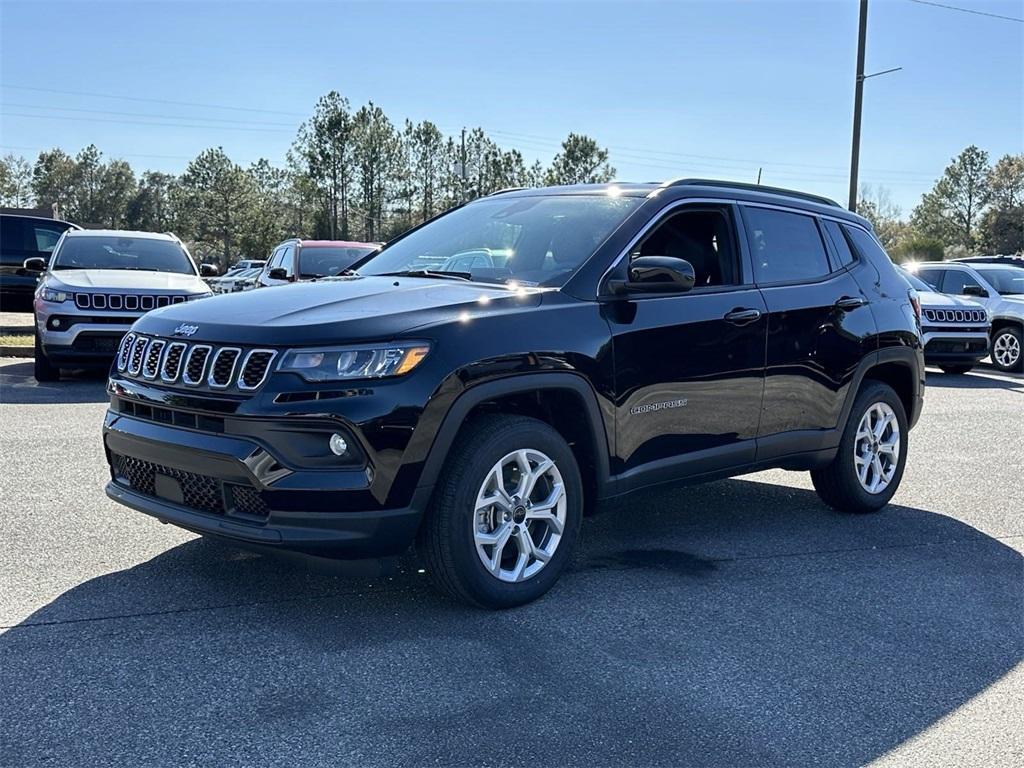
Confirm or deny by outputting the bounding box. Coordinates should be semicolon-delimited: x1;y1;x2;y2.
1;0;1021;213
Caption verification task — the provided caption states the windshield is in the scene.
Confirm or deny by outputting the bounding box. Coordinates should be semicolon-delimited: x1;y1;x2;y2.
52;236;195;274
299;246;377;278
898;268;932;292
976;266;1024;295
356;195;644;287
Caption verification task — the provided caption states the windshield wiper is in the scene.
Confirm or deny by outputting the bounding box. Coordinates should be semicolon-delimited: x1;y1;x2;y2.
380;269;473;281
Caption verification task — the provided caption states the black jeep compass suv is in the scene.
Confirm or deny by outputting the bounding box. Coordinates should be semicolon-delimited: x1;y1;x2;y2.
103;179;925;608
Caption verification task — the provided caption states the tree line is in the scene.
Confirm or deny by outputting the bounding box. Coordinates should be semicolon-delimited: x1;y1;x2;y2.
0;91;615;267
1;93;1021;265
858;146;1023;262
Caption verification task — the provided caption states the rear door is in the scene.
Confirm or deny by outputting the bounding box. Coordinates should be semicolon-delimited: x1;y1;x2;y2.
741;205;877;456
608;202;767;490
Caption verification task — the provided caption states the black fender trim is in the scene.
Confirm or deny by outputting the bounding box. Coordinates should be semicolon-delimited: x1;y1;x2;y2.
414;372;614;499
839;346;925;430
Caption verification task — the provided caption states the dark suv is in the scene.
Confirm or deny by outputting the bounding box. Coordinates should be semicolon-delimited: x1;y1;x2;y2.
0;213;79;305
102;180;925;608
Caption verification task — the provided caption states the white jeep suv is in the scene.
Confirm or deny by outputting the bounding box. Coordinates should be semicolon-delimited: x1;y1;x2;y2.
913;262;1024;373
30;230;214;381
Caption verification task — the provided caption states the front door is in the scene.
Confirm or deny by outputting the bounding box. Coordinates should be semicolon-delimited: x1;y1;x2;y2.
607;204;767;491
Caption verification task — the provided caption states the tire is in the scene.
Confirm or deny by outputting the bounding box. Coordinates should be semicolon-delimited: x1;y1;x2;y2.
417;413;583;609
990;326;1023;373
939;364;972;374
811;380;908;514
33;331;59;382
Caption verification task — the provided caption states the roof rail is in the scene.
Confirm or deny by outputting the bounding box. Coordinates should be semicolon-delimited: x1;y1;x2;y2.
664;178;843;209
488;187;527;196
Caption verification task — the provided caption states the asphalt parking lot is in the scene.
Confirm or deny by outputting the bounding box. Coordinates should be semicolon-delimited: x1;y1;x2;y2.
0;359;1021;767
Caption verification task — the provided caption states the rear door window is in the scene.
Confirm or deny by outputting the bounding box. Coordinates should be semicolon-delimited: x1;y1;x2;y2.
743;206;831;284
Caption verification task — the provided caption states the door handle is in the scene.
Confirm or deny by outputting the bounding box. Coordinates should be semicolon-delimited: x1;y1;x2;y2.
724;308;762;325
834;296;866;311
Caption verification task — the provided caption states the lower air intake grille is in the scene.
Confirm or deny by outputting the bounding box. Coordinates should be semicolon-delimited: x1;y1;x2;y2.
114;454;224;515
230;484;269;517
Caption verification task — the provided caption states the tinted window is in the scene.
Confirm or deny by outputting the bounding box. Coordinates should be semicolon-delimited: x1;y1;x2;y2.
0;217;24;253
280;245;295;275
744;207;830;283
914;269;943;291
844;225;893;270
632;207;739;287
823;220;855;267
31;223;66;253
52;236;195;274
940;270;983;296
298;246;375;278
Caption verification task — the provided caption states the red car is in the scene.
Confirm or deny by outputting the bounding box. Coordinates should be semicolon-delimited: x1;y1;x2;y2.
257;239;381;287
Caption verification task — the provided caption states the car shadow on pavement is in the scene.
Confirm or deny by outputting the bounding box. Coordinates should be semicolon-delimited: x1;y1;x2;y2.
925;369;1023;390
1;478;1021;767
0;360;110;404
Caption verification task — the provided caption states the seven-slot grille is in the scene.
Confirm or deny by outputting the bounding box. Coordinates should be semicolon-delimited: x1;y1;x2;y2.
116;334;276;391
75;293;187;311
923;308;986;324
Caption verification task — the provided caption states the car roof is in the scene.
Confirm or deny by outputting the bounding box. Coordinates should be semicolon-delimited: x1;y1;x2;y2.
484;179;870;227
0;213;78;226
65;229;179;240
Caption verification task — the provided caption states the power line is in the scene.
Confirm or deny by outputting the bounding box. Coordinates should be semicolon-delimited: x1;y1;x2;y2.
1;102;298;128
907;0;1024;22
2;111;295;134
0;84;309;116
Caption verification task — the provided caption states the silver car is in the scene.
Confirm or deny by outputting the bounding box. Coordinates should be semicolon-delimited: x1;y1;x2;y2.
30;230;213;381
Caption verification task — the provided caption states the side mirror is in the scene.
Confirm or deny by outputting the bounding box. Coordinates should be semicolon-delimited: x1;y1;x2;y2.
621;256;696;293
23;257;47;272
962;284;987;298
200;263;219;277
268;267;289;281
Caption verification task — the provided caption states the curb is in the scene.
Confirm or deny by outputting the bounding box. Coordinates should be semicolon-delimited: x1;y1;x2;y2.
0;345;33;358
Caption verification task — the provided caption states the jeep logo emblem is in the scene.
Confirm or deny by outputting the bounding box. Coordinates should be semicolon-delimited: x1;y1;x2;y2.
173;323;199;337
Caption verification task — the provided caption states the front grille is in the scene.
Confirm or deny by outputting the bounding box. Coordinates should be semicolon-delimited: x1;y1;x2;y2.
161;342;187;382
209;348;241;387
925;339;988;354
119;335;277;392
113;454;269;519
143;339;166;379
75;293;188;312
923;308;986;324
229;484;269;517
114;454;223;514
183;345;212;385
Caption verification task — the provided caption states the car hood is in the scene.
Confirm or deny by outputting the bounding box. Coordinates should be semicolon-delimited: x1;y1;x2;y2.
49;269;207;292
132;275;545;345
917;290;984;309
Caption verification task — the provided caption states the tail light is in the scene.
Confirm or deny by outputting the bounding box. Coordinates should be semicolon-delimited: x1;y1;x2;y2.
908;288;922;327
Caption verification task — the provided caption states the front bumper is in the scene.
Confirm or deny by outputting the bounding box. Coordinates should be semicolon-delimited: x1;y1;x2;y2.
35;302;138;364
103;408;425;559
921;329;990;364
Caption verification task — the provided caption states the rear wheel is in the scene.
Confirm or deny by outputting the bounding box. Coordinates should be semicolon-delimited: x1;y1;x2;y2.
33;332;59;382
938;364;972;374
991;327;1023;373
811;381;908;513
417;414;583;609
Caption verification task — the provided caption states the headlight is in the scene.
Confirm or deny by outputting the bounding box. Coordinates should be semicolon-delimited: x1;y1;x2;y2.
188;292;214;301
279;342;430;382
40;287;71;303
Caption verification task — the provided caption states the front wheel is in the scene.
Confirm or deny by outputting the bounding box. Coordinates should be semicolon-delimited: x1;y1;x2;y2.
991;327;1023;373
33;332;59;382
811;381;908;513
417;414;583;609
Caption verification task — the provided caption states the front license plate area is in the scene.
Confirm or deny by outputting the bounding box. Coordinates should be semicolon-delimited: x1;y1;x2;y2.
154;473;185;504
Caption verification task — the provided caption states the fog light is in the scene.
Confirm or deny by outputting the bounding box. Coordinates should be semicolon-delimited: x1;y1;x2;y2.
50;318;61;329
329;433;348;456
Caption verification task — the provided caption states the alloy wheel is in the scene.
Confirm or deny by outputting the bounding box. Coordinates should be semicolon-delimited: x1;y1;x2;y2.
993;331;1021;368
854;402;901;494
473;449;567;583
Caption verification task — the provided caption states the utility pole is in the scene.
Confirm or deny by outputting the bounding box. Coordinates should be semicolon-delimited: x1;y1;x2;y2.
460;128;467;204
848;0;869;212
848;0;901;212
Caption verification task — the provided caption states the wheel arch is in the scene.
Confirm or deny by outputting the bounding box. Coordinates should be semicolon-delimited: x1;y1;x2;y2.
415;373;613;515
840;348;924;430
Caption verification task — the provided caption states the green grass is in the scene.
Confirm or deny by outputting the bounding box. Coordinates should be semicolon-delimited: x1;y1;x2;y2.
0;334;32;346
